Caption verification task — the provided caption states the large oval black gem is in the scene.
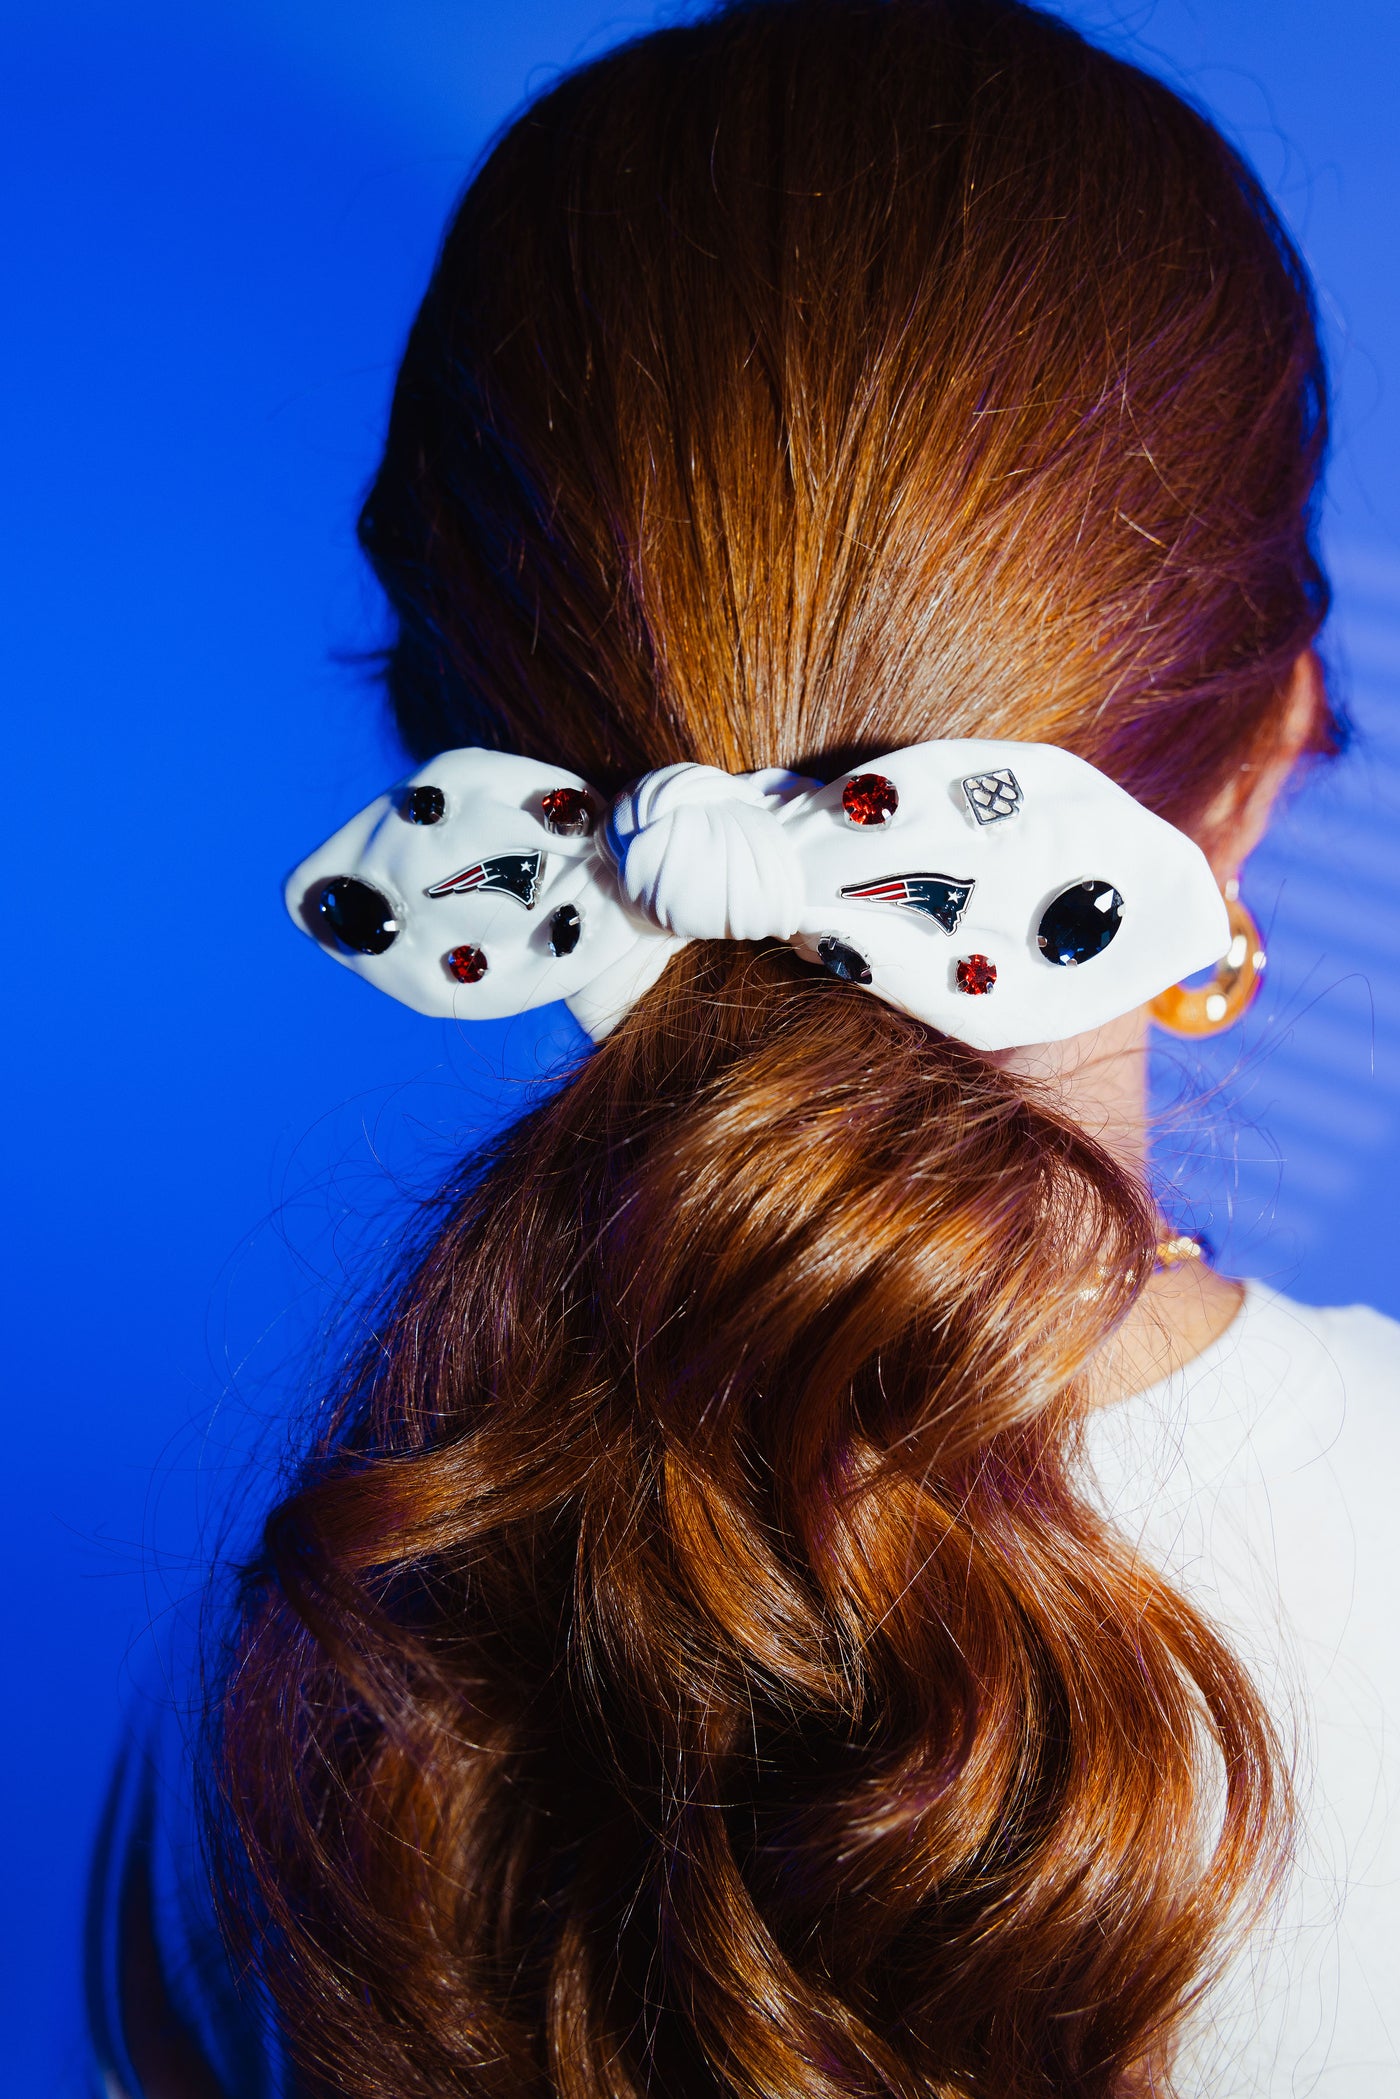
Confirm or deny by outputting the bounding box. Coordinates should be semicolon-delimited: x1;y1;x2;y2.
318;877;400;955
818;936;872;985
1037;880;1123;966
549;903;581;957
405;784;445;825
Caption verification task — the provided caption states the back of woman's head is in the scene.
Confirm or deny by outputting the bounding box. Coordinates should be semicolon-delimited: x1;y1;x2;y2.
214;4;1328;2093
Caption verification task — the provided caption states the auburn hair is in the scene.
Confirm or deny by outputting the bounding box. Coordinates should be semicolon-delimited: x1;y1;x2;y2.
211;3;1330;2092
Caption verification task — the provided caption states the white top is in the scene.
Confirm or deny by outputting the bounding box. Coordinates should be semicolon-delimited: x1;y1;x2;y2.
1086;1285;1400;2094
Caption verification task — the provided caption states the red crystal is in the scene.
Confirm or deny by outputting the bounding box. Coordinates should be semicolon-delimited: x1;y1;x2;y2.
446;943;488;984
841;772;898;826
541;786;594;836
956;954;996;995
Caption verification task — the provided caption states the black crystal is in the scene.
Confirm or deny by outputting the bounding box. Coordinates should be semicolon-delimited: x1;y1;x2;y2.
318;877;400;955
549;903;581;957
1036;880;1123;966
818;936;872;985
405;784;445;825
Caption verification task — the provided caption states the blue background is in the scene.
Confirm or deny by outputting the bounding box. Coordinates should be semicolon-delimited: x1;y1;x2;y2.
3;1;1398;2083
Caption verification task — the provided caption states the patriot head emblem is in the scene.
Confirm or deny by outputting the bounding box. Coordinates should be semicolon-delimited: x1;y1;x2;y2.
425;851;543;908
839;871;975;935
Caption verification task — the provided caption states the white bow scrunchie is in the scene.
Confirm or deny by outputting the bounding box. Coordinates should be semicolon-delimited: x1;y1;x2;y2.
285;740;1229;1054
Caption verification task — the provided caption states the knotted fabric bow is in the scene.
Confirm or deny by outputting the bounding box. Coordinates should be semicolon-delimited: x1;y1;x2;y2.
285;742;1228;1054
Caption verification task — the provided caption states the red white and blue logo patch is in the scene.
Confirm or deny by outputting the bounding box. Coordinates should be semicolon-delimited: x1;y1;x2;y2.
839;872;974;935
425;852;543;908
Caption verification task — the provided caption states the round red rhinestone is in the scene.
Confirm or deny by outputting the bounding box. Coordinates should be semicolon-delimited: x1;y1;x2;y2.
955;954;996;995
841;772;898;826
446;944;488;985
541;786;594;837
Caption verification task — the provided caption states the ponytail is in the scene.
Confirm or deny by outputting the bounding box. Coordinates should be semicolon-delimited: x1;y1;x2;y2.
215;949;1284;2094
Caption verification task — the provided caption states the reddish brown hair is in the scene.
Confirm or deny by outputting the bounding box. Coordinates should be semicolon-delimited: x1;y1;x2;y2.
213;3;1328;2092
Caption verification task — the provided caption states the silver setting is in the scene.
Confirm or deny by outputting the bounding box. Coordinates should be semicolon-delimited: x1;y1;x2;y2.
961;768;1023;825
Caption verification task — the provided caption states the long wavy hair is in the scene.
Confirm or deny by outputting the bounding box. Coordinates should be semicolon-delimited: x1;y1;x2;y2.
211;3;1331;2092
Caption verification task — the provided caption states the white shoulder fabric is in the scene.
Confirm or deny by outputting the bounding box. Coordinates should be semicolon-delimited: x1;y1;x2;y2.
284;741;1228;1053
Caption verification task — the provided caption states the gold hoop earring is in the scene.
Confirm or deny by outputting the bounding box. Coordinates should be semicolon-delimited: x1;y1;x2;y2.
1149;881;1265;1037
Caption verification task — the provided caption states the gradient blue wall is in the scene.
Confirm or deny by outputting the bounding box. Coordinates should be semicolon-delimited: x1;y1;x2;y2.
4;2;1398;2084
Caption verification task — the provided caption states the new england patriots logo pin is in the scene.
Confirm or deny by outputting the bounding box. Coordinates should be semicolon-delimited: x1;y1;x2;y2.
425;851;543;908
839;871;975;935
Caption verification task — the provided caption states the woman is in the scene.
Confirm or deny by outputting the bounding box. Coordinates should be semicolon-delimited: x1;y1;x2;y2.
89;1;1400;2093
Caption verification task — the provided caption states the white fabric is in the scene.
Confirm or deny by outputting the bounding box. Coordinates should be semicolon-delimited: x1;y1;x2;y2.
285;741;1228;1050
604;761;811;940
1086;1287;1400;2094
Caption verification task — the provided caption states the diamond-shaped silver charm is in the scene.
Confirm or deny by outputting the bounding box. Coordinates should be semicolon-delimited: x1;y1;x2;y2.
961;768;1023;825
